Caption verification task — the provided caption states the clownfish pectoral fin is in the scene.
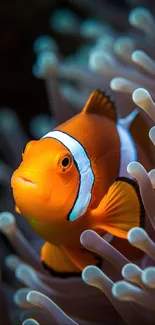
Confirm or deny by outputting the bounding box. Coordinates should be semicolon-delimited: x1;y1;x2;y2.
82;89;117;122
15;205;21;214
41;242;100;274
91;177;145;239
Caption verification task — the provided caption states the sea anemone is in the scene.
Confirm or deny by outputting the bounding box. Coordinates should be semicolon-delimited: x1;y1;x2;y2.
0;1;155;325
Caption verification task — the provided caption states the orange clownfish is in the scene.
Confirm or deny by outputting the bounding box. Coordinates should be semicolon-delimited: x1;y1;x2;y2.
11;90;151;275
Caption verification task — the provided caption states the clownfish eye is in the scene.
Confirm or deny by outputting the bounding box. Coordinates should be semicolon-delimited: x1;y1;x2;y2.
60;154;72;171
62;157;70;167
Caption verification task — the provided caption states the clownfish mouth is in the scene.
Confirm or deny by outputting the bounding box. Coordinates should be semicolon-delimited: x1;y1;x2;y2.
11;174;51;199
13;176;37;187
20;177;35;184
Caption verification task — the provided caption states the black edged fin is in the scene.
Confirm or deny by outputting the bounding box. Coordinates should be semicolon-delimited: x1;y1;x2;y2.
83;89;117;122
42;253;102;278
115;176;145;229
42;261;81;278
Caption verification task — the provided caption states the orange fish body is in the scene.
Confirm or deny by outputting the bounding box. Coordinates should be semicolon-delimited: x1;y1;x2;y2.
11;90;152;274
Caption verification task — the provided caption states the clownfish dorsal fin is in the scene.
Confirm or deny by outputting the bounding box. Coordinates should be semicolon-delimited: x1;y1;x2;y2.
82;89;117;122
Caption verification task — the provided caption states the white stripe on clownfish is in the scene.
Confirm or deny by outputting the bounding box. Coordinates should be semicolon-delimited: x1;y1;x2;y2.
118;108;140;129
117;108;139;178
42;130;95;222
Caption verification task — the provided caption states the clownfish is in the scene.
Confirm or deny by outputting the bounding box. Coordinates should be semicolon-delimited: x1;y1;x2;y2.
11;90;153;275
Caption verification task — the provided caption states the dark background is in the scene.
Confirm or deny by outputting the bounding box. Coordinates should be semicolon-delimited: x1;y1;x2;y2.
0;0;129;131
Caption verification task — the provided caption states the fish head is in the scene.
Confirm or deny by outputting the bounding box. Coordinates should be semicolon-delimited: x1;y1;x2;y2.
11;136;80;244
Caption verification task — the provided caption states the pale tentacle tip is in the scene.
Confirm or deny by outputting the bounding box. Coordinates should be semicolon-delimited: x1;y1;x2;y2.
80;19;104;39
112;281;132;300
33;35;58;54
26;290;45;307
82;265;102;285
80;229;95;247
114;37;135;58
36;51;59;77
127;161;142;177
142;267;155;287
148;169;155;188
89;50;115;72
122;263;142;279
127;227;149;245
15;263;36;284
4;254;23;271
26;291;37;304
131;50;155;75
50;9;80;34
14;288;32;308
110;78;123;91
131;50;150;64
129;7;154;26
149;126;155;145
89;50;102;70
110;77;139;94
131;50;142;63
0;211;15;234
22;319;40;325
112;281;127;298
132;88;153;107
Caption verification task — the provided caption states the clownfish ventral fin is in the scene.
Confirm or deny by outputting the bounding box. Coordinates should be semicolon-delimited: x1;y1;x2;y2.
83;89;117;122
41;241;100;274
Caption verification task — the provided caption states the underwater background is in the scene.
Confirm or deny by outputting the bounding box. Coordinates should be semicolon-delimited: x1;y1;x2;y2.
0;0;155;324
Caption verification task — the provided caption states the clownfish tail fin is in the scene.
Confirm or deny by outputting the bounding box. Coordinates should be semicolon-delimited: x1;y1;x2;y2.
82;89;117;122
